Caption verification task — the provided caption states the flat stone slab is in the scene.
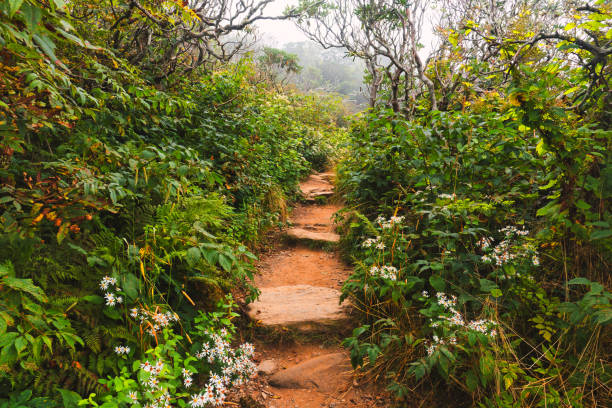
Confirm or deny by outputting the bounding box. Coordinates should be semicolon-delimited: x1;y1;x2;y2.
303;189;334;198
285;227;340;243
269;352;351;392
248;285;349;329
257;359;279;375
300;174;335;200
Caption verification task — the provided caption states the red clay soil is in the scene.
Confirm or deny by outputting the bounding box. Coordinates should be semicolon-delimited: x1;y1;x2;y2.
289;204;343;232
253;246;351;290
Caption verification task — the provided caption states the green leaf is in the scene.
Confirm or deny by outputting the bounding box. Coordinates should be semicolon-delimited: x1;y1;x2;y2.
185;247;201;267
122;273;139;300
429;275;445;292
62;333;84;349
411;361;427;380
67;243;88;256
14;336;27;353
42;336;52;353
0;261;13;277
21;2;42;31
202;249;219;265
594;309;612;325
479;278;499;293
503;373;514;390
0;332;19;347
535;138;546;155
52;0;67;9
465;369;479;392
467;331;477;346
8;0;24;18
367;347;379;364
58;389;82;408
590;229;612;240
568;277;591;285
539;178;557;190
575;200;591;210
81;295;104;304
2;276;46;301
218;254;232;272
490;288;503;298
103;308;122;320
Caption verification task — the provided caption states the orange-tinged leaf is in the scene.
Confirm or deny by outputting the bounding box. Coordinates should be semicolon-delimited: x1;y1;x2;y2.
32;213;44;224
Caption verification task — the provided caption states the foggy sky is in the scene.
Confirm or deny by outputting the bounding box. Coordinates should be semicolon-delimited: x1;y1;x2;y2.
254;0;438;56
255;1;308;46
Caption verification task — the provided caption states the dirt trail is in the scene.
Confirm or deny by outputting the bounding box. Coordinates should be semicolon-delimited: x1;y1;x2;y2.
246;173;390;408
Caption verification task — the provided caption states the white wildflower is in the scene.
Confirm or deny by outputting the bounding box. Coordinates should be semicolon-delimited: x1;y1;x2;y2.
127;391;138;403
184;376;193;388
390;215;405;224
114;345;130;355
104;292;116;306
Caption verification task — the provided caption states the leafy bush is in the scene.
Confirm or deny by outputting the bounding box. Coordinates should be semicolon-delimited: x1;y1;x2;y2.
0;0;343;402
337;106;611;406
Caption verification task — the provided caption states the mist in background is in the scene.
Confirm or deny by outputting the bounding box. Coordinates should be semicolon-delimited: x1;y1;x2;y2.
253;1;438;110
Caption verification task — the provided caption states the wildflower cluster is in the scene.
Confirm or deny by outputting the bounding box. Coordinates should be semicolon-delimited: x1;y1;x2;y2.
423;292;498;356
114;345;130;355
369;265;398;281
375;215;405;229
182;368;193;388
361;235;385;249
113;359;174;407
437;193;457;200
478;226;539;271
189;331;256;407
130;307;180;337
100;276;123;306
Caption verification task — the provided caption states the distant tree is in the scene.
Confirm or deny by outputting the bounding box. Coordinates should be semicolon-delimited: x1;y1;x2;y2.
278;42;367;106
294;0;435;112
258;47;303;89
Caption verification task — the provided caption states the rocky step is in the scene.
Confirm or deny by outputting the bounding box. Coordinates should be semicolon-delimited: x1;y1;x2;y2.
285;227;340;244
306;172;335;183
247;285;350;331
268;352;351;392
303;189;334;202
300;173;335;200
289;204;340;229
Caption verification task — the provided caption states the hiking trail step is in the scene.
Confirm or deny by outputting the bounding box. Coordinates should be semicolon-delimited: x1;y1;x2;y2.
300;173;336;200
247;285;350;330
284;227;340;244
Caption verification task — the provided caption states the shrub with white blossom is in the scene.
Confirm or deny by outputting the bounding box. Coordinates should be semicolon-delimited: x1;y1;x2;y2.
422;292;498;357
477;226;540;280
84;278;254;407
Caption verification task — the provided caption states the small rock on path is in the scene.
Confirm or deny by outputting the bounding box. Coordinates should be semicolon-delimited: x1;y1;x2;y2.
269;352;351;392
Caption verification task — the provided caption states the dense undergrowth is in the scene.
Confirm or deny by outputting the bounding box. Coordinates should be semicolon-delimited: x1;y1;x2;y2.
330;1;612;407
0;1;343;406
336;34;612;408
